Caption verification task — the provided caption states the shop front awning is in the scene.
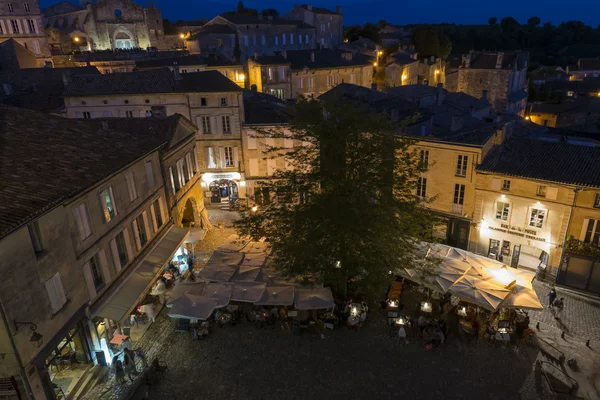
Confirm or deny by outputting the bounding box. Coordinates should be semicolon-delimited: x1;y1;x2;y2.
91;225;189;323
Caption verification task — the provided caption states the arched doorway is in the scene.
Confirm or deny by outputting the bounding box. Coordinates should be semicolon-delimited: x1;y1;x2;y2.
181;198;200;228
115;32;132;49
209;179;238;204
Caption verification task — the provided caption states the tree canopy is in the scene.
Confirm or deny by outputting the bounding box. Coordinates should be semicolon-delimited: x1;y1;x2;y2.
488;17;497;25
345;23;381;44
234;97;438;300
412;25;452;59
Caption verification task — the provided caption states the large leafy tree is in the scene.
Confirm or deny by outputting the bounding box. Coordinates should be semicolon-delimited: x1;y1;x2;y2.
234;95;438;300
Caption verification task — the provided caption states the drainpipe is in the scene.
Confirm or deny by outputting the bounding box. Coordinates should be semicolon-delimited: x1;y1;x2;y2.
0;301;34;400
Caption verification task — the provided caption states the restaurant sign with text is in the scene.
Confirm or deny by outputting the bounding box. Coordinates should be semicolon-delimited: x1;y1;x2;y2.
487;223;547;242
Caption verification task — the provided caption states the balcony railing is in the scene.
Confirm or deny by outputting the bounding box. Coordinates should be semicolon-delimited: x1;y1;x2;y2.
450;203;464;215
564;237;600;259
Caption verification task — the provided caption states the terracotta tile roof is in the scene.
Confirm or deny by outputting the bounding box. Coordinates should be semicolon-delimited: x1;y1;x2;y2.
478;138;600;187
0;106;194;238
63;68;241;97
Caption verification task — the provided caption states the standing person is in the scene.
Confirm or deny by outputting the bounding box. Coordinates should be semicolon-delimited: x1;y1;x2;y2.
552;297;565;319
548;288;557;309
123;352;137;382
115;360;126;385
136;349;148;369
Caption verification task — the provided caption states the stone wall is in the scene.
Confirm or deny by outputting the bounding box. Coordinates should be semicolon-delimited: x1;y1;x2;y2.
457;69;511;112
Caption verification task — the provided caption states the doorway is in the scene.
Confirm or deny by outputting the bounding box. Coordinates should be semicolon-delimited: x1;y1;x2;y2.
209;179;238;204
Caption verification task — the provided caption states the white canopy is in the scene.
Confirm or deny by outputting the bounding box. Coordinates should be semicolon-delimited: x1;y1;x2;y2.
500;285;543;310
167;294;217;321
166;282;206;308
230;265;261;282
206;251;244;266
196;263;237;282
240;252;267;267
294;288;335;310
203;282;234;308
449;275;511;311
256;285;295;306
230;281;267;303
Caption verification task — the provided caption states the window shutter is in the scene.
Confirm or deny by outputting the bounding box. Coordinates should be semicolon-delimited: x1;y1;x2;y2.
186;154;194;179
233;147;239;167
247;135;257;150
249;158;259;176
491;178;502;191
123;227;134;259
196;117;203;133
205;147;213;169
150;203;158;232
45;276;61;313
193;150;199;172
54;273;67;308
216;116;223;134
168;167;176;194
32;18;39;34
110;238;122;271
267;159;276;176
545;187;558;200
98;249;111;283
81;205;92;237
145;161;155;188
210;116;217;134
142;211;152;238
218;147;226;168
132;219;141;250
83;260;97;299
158;196;168;224
109;186;117;215
22;19;29;33
72;207;85;240
580;218;591;241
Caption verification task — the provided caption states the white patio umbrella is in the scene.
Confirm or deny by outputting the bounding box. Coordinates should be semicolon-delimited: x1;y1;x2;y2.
256;285;295;306
448;275;511;311
203;282;234;308
230;281;266;303
240;252;267;267
196;263;237;282
426;264;465;293
500;285;543;310
167;294;217;320
166;282;206;308
294;288;335;310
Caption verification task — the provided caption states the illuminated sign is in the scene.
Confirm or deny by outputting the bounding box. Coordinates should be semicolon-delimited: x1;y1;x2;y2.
202;172;242;183
487;224;547;242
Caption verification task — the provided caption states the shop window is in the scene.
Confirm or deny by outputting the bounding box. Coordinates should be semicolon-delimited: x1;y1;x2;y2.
72;203;93;240
495;201;510;221
528;208;546;229
28;220;44;254
419;150;429;170
89;254;105;293
536;185;547;197
488;239;500;259
594;193;600;208
100;186;117;222
455;155;468;177
502;180;511;191
416;177;427;198
125;171;138;202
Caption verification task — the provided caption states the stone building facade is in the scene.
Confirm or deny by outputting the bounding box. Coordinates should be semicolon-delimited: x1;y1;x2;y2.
0;106;202;399
284;4;343;49
455;51;529;116
196;14;316;61
43;0;166;51
246;53;292;99
385;52;418;87
0;0;51;65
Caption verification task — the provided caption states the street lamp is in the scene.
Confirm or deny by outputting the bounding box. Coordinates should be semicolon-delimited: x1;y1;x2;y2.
238;73;245;81
74;37;80;42
251;205;258;212
13;321;43;347
179;33;185;39
373;62;378;67
401;74;407;81
378;50;383;56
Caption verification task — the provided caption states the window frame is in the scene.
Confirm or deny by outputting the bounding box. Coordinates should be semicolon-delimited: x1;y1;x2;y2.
502;179;511;191
453;184;465;205
100;186;117;222
416;177;427;198
72;203;93;241
89;254;105;293
222;116;231;133
536;185;547;197
28;221;43;254
528;207;547;229
495;201;511;221
455;155;468;177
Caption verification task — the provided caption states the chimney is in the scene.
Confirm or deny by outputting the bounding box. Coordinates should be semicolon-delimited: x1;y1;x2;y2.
436;83;444;106
420;125;426;136
495;52;504;69
336;5;341;13
481;90;488;102
172;64;182;80
451;115;464;132
254;52;258;60
307;4;312;10
310;51;315;62
371;83;377;91
281;49;287;59
62;71;71;86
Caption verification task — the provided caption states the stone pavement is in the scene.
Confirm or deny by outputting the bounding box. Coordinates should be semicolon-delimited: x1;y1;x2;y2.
529;281;600;345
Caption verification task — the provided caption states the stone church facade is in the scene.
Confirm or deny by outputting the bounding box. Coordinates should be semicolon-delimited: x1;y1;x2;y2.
44;0;165;51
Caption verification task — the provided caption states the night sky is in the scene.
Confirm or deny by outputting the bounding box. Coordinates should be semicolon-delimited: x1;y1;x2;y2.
39;0;600;27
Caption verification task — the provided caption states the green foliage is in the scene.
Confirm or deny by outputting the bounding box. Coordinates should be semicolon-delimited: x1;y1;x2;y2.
500;17;520;37
527;16;541;28
261;8;279;17
234;97;438;300
412;25;452;59
345;23;381;44
565;237;600;260
488;17;497;25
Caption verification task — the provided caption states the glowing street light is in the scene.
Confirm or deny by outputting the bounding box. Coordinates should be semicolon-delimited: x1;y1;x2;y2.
74;37;80;42
179;33;185;39
378;50;383;56
251;205;258;212
373;62;378;67
238;73;245;81
435;69;440;75
401;74;407;80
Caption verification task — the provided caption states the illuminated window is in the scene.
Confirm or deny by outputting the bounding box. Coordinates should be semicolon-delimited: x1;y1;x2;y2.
528;208;546;229
456;155;468;177
495;201;510;221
